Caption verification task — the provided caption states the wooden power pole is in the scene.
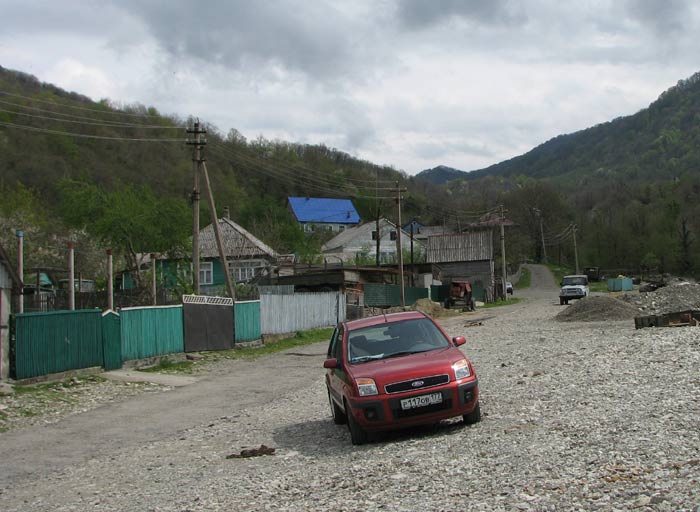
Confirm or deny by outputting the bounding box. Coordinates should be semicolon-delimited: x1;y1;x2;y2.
396;182;406;308
187;121;205;294
572;224;580;274
201;161;237;300
500;205;507;299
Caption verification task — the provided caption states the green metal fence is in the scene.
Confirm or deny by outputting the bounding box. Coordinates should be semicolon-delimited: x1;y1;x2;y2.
14;310;105;380
364;284;429;307
120;306;184;361
234;300;261;342
13;299;260;379
101;311;122;371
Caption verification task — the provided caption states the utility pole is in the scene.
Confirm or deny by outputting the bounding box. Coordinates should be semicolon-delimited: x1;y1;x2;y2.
187;120;205;294
151;253;157;305
201;160;237;300
68;242;75;310
572;224;580;274
396;181;406;308
375;214;381;266
107;249;114;311
375;169;381;266
534;208;548;264
500;205;507;299
16;230;23;314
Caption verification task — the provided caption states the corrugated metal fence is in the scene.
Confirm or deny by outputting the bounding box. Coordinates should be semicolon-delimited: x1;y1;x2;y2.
261;292;345;334
120;306;184;361
235;301;261;342
363;283;429;307
14;310;105;380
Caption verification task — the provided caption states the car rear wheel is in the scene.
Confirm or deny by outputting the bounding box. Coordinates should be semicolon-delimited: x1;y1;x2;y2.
328;390;347;425
345;400;368;445
463;401;481;425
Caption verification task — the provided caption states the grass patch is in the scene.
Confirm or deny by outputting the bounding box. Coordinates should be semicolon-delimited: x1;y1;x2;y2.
13;375;106;395
589;281;609;293
515;267;531;289
547;263;572;286
480;297;526;309
200;327;334;363
138;357;195;374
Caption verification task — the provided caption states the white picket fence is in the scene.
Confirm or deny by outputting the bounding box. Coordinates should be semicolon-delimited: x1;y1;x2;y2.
260;292;346;334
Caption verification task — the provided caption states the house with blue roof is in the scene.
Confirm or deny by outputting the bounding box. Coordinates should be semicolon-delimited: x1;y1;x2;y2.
287;197;361;234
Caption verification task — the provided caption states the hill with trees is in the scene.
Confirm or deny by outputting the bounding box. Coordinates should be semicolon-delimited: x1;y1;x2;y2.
2;64;700;282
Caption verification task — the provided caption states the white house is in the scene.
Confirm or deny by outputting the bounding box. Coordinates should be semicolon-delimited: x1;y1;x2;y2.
322;218;422;263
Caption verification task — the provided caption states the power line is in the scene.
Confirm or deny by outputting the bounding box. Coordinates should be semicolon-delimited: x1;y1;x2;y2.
0;120;185;142
208;142;398;199
212;139;398;186
0;90;163;118
0;98;182;128
0;107;184;130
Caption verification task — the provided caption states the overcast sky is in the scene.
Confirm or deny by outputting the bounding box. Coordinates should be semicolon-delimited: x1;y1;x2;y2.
2;0;700;175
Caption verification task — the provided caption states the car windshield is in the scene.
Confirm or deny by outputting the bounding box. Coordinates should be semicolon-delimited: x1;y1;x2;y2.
347;318;450;364
562;276;587;286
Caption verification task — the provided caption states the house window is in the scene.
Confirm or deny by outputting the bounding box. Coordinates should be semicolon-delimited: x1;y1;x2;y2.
228;260;265;283
339;225;345;232
390;231;397;241
372;230;378;241
200;261;213;285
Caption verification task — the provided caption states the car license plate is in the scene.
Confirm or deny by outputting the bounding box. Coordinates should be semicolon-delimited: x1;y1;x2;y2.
400;392;442;410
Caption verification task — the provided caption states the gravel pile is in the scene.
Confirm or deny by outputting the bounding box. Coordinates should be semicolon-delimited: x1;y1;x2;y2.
555;296;640;322
2;298;699;511
620;282;700;315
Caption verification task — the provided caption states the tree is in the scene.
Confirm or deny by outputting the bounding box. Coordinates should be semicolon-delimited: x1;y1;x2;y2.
59;180;191;285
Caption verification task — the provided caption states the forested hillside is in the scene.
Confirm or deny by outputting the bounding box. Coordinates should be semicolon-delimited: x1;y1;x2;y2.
415;72;700;278
2;65;700;280
0;66;452;276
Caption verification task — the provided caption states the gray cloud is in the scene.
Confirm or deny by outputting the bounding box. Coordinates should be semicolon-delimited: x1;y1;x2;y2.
2;0;700;175
396;0;527;29
626;0;690;34
110;0;380;86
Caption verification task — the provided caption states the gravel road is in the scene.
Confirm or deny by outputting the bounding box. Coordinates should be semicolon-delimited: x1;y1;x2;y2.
1;264;699;511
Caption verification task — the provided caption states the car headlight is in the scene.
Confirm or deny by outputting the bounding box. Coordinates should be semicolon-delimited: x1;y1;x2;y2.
453;359;471;380
356;377;378;396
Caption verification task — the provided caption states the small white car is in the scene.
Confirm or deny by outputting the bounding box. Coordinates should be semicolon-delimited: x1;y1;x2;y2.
559;275;589;305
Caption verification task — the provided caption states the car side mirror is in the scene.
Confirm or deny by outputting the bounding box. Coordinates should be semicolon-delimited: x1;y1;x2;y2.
323;358;340;369
452;336;466;347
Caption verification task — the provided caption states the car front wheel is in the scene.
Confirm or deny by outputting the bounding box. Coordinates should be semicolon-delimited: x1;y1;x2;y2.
463;401;481;425
328;390;347;425
345;400;368;445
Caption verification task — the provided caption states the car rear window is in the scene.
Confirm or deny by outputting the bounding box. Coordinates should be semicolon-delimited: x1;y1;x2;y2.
347;318;450;364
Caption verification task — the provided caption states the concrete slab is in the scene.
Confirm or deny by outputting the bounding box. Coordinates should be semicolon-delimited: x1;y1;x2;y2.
101;370;197;387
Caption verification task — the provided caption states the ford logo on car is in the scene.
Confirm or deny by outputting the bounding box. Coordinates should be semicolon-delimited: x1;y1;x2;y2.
412;380;424;387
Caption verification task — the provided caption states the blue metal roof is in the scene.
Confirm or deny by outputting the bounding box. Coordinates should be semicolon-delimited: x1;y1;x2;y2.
288;197;360;224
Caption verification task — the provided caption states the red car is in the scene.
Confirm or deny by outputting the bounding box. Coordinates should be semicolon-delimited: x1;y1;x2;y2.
324;311;480;445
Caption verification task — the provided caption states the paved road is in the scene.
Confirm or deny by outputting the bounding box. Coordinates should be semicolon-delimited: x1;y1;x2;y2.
0;264;558;489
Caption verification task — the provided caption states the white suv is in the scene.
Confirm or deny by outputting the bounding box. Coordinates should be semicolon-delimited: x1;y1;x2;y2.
559;275;589;305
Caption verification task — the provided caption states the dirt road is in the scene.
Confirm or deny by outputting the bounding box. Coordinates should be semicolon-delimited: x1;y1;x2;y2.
0;264;557;487
2;265;697;511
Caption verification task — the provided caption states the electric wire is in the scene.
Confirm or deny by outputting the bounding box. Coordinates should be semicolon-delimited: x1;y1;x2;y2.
0;90;163;118
0;98;183;128
0;107;185;130
209;139;398;186
0;120;186;142
207;142;399;199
